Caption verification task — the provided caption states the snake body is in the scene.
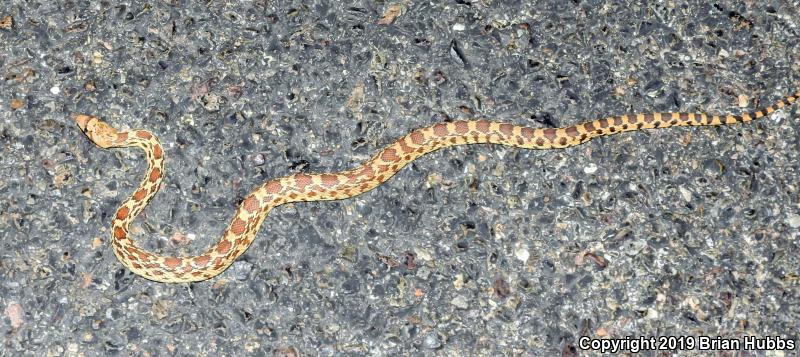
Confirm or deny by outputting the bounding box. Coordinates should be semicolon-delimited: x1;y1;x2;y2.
75;90;799;283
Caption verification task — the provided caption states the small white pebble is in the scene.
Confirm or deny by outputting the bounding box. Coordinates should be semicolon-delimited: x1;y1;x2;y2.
645;308;660;319
583;163;598;174
452;23;465;31
738;94;749;108
50;86;60;95
514;245;530;262
679;186;692;202
786;214;800;228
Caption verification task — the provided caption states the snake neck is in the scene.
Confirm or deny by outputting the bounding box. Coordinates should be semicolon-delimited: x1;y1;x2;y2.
113;130;165;229
108;130;167;275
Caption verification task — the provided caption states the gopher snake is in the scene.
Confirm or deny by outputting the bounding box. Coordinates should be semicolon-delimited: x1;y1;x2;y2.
75;90;799;283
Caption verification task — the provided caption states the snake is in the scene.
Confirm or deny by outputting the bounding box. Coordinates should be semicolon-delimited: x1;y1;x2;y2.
75;89;799;283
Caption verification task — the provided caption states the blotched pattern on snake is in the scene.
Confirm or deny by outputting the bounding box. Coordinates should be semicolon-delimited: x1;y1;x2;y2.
75;89;799;282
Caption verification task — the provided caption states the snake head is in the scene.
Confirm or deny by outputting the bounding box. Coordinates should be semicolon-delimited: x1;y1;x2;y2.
73;114;120;148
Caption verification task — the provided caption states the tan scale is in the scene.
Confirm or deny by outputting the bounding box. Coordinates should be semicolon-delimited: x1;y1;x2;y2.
75;89;800;283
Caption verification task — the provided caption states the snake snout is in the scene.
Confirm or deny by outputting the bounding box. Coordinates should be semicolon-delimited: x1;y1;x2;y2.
73;114;92;131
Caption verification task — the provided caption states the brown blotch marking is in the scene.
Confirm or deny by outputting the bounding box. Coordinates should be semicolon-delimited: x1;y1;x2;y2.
133;188;147;201
455;121;469;134
194;255;211;266
433;123;449;136
307;191;317;197
152;271;163;276
243;196;260;213
643;113;655;123
116;207;130;220
476;120;491;133
361;166;374;178
542;128;557;141
265;180;282;194
124;245;138;255
294;174;312;189
669;119;678;125
231;218;246;235
583;122;596;132
149;168;161;182
516;137;524;145
115;132;128;143
398;138;413;154
521;127;534;138
380;148;399;162
212;257;225;267
499;123;513;136
136;131;152;139
449;137;458;144
597;118;609;128
152;144;163;159
345;172;360;183
565;126;579;137
621;124;629;130
288;192;298;199
216;239;232;255
558;137;568;146
163;257;182;269
409;131;425;145
113;226;126;239
320;174;340;187
535;138;545;147
126;246;147;261
131;262;142;270
679;113;689;121
608;127;616;133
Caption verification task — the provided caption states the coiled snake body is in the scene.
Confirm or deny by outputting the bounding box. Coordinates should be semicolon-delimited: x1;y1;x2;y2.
76;90;799;283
